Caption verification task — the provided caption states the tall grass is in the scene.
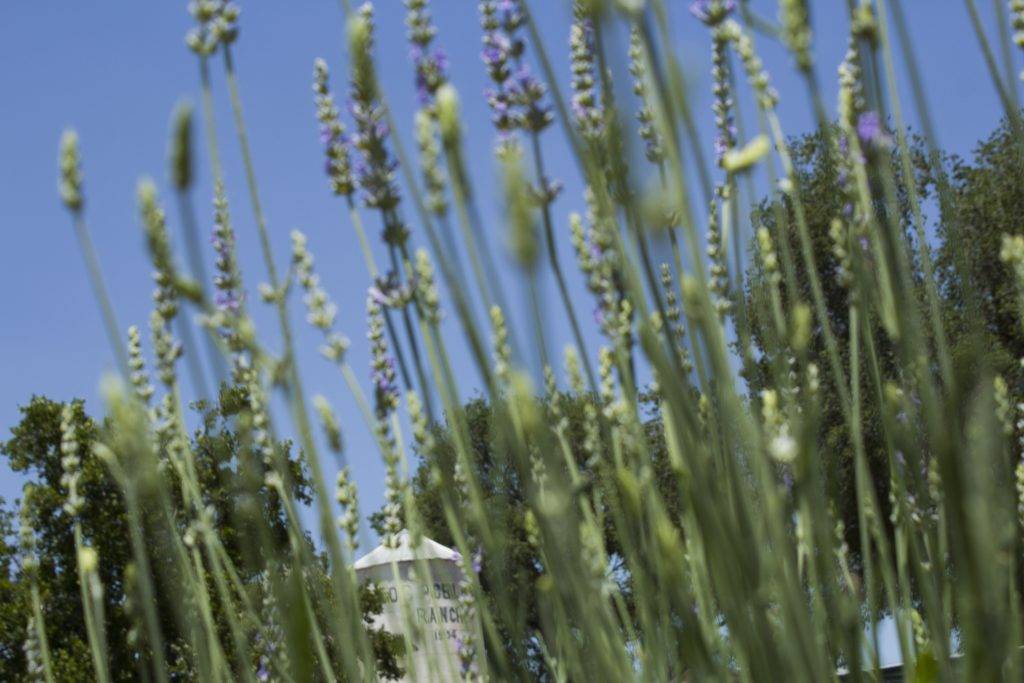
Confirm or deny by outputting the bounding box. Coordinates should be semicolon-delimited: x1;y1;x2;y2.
28;0;1024;679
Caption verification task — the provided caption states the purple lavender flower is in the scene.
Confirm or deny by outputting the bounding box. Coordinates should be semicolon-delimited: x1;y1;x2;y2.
497;0;523;31
713;134;729;161
372;358;396;391
480;0;551;134
370;272;415;308
322;127;354;195
215;290;242;313
411;46;448;105
211;201;244;317
348;98;402;213
313;59;355;197
510;67;543;101
570;18;603;139
689;0;736;26
481;34;511;70
456;636;480;678
367;286;400;418
856;110;891;149
347;6;403;215
368;286;388;307
371;357;399;417
405;0;453;131
459;654;475;677
713;124;737;162
511;66;552;132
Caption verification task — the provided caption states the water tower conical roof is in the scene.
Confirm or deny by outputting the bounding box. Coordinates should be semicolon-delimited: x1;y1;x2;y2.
352;530;460;570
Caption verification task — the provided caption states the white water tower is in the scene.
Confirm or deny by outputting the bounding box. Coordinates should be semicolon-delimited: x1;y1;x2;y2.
354;530;481;681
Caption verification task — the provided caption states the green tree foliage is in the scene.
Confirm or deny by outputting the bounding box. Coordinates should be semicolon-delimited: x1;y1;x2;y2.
1;398;132;681
922;118;1024;395
0;395;400;680
741;128;917;566
743;118;1024;572
0;502;22;675
394;119;1024;658
379;393;679;678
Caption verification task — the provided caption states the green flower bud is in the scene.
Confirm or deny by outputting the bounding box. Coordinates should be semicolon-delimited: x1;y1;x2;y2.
501;143;538;269
169;100;194;190
722;134;770;172
78;546;98;573
347;7;374;92
615;466;642;517
791;303;812;352
436;83;462;146
59;129;84;212
314;394;343;454
347;8;371;52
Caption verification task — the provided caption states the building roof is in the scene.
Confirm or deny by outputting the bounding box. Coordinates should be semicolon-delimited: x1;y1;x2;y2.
352;529;460;570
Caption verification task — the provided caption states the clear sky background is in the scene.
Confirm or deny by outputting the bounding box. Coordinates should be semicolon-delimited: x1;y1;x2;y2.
0;1;1013;661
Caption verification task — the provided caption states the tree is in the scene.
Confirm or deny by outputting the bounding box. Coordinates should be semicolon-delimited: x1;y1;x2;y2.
923;117;1024;396
383;119;1024;673
740;125;936;573
0;502;21;675
379;393;680;679
743;117;1024;572
0;395;400;680
2;397;134;681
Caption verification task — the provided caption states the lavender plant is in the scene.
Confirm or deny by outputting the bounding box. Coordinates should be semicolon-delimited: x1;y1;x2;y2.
14;0;1024;680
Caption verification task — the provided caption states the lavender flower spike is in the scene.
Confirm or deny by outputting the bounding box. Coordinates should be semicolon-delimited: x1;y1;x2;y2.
312;58;355;197
570;16;603;140
690;0;736;26
405;0;449;107
856;110;891;149
479;0;552;136
348;4;404;217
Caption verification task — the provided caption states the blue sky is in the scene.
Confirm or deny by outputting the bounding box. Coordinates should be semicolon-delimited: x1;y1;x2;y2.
0;0;1012;626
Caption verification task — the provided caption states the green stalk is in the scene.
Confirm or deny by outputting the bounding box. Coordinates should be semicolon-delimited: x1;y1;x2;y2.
121;485;170;683
391;241;437;421
645;1;715;204
73;525;111;683
71;214;130;381
529;132;597;393
210;44;376;681
994;0;1022;107
873;1;954;386
175;190;229;385
29;583;55;683
343;200;415;391
526;271;551;373
176;313;212;401
965;0;1024;145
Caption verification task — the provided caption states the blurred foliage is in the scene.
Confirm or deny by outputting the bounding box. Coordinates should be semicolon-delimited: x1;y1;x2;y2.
0;395;400;680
